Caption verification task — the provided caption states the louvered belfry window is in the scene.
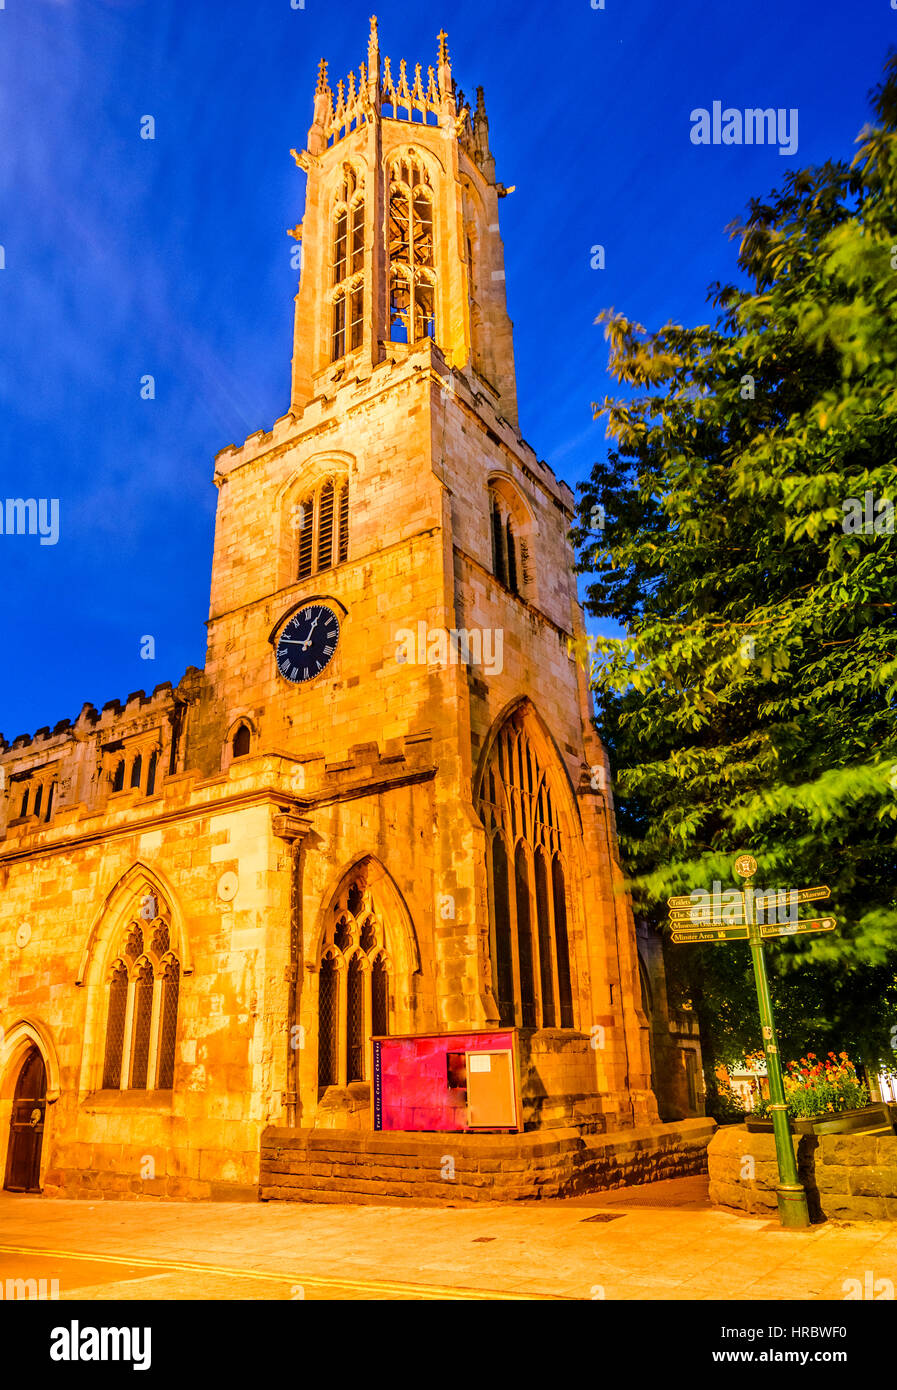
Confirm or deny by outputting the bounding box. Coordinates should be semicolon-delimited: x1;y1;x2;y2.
489;487;525;597
317;480;335;572
297;497;315;579
295;478;349;579
101;891;182;1091
338;484;349;563
480;711;576;1030
317;874;392;1091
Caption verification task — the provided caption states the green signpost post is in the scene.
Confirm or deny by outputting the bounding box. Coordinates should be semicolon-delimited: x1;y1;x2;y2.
668;853;838;1230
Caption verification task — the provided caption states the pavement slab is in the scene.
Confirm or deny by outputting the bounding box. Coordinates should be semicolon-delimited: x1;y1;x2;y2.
1;1176;895;1301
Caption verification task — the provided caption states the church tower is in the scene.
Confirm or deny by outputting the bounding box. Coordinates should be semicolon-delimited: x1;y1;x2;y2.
190;17;658;1133
0;18;702;1207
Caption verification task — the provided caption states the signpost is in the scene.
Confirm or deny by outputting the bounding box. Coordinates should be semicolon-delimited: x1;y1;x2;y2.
759;917;835;939
668;854;838;1230
668;910;745;925
670;926;748;944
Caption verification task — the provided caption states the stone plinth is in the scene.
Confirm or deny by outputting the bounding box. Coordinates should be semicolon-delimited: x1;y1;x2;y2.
708;1124;897;1222
259;1118;715;1204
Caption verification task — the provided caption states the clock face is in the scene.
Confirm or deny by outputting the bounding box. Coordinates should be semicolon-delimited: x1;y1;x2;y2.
275;604;340;684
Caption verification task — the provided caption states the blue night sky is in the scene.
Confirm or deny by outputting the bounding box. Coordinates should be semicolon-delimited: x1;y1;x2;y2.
0;0;893;740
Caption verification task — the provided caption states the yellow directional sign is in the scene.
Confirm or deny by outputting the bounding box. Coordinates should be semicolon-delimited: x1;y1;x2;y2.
669;909;744;926
668;885;831;925
671;926;750;944
755;885;830;906
759;916;836;939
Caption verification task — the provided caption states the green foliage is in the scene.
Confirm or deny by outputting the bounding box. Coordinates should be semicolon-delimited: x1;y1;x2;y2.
574;55;897;1074
705;1069;747;1126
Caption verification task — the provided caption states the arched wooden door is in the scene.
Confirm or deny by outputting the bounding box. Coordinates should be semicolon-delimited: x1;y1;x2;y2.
4;1047;47;1192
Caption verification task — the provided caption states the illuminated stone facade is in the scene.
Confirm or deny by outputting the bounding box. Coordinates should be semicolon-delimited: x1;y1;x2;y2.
0;20;687;1202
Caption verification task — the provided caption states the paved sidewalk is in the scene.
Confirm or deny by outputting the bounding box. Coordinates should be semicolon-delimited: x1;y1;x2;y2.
1;1178;895;1300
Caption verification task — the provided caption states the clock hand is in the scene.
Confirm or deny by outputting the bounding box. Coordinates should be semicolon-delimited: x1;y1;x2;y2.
299;615;321;650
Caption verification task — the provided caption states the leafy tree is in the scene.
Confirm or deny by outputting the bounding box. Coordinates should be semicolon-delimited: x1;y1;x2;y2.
573;56;897;1094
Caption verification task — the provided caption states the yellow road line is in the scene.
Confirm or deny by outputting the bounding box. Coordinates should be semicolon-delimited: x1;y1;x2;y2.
0;1244;559;1301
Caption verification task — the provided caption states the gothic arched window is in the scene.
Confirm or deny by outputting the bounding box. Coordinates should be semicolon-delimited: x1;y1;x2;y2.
232;722;251;759
489;485;529;598
331;164;365;362
317;876;392;1090
101;893;181;1091
480;711;576;1029
388;156;435;343
296;477;349;579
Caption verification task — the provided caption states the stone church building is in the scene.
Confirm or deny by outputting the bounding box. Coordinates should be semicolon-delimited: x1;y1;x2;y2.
0;20;703;1202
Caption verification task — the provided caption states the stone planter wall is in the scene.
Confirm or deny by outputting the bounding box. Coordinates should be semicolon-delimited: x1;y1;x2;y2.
260;1118;716;1204
709;1124;897;1222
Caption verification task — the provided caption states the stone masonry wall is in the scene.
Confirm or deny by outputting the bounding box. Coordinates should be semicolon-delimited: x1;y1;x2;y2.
259;1118;715;1205
709;1124;897;1222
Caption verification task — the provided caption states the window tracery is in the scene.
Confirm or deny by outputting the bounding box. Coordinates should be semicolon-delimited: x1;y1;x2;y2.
101;891;180;1091
317;876;391;1088
388;155;435;343
480;714;575;1029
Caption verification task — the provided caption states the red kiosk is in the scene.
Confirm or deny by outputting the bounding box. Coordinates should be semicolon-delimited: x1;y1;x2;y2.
371;1030;522;1133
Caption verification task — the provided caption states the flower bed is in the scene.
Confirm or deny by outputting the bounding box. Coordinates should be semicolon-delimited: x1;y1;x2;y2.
744;1052;894;1136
